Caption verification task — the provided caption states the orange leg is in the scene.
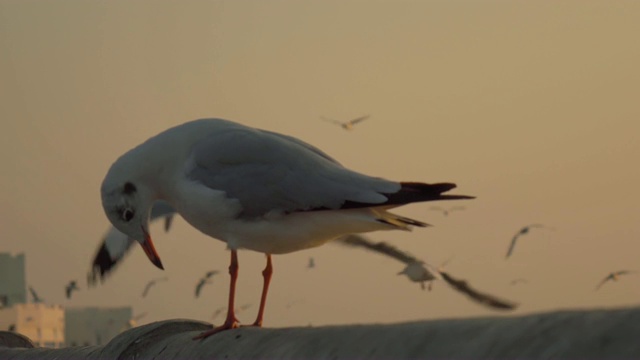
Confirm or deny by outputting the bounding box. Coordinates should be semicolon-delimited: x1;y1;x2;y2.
194;250;240;340
251;254;273;327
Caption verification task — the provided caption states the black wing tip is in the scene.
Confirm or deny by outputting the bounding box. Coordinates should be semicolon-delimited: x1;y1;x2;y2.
87;244;117;287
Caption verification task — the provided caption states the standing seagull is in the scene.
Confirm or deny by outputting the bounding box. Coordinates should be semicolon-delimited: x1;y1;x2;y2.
99;118;473;338
141;277;169;298
88;201;175;285
505;224;546;259
65;281;80;299
337;234;517;310
321;115;370;131
595;270;637;291
195;270;220;298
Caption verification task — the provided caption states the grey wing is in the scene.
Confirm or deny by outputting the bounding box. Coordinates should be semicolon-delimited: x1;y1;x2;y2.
186;126;399;218
595;276;611;291
337;234;420;264
440;272;518;310
195;280;205;298
320;116;343;125
506;234;520;258
348;115;370;125
204;270;219;279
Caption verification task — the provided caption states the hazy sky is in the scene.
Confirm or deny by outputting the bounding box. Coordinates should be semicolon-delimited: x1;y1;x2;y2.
1;0;639;328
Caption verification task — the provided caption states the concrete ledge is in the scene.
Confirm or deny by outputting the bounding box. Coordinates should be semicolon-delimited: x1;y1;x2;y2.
1;307;639;359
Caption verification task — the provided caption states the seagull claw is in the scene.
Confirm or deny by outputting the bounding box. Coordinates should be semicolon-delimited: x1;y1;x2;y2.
193;319;240;340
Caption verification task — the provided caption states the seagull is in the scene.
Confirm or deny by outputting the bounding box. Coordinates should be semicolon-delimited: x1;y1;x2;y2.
195;270;220;298
141;277;169;298
337;234;517;310
429;206;465;217
99;118;473;338
65;280;80;299
28;286;44;303
509;278;529;286
595;270;637;291
88;201;175;285
505;224;546;259
321;115;370;131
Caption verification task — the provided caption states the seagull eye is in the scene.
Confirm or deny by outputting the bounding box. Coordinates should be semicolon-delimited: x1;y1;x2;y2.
121;208;135;222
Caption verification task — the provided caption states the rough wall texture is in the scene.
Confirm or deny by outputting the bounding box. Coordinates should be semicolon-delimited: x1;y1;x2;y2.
1;307;639;359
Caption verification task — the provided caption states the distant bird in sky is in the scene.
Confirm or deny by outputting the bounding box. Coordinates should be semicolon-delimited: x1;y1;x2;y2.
429;206;466;217
88;201;176;285
595;270;637;291
337;234;517;310
321;115;370;131
307;257;315;269
505;224;546;259
212;304;252;320
509;278;529;286
195;270;220;298
28;287;43;304
142;277;169;298
65;281;80;299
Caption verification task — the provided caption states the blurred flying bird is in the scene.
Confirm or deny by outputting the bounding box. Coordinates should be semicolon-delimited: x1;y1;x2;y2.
65;280;80;299
28;287;44;303
337;234;517;310
429;206;466;217
88;201;176;285
509;278;529;286
321;115;370;131
307;257;315;269
595;270;637;291
505;224;546;259
142;277;169;298
195;270;220;298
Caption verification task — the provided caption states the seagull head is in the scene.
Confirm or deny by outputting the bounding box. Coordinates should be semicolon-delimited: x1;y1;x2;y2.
101;156;164;270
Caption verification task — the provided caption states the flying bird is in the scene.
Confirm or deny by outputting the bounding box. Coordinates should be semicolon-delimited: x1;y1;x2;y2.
88;201;176;285
99;118;473;338
337;234;517;310
321;115;370;131
595;270;637;291
195;270;220;298
142;277;169;298
307;257;315;269
505;224;546;259
28;287;43;304
429;206;465;217
65;281;80;299
509;278;529;286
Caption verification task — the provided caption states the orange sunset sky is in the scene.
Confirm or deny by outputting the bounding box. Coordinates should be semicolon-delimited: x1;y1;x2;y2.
1;0;639;328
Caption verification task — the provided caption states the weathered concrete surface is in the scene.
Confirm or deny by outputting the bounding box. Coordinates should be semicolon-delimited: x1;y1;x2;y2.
1;307;639;359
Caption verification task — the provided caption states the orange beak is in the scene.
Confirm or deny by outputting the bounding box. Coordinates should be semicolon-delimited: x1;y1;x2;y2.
140;226;164;270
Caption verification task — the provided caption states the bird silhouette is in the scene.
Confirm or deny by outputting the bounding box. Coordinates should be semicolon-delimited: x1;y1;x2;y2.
429;206;466;216
509;278;529;286
595;270;637;291
505;224;546;259
195;270;220;298
321;115;370;131
337;234;517;310
65;281;80;299
28;287;43;303
141;277;169;298
88;201;176;285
